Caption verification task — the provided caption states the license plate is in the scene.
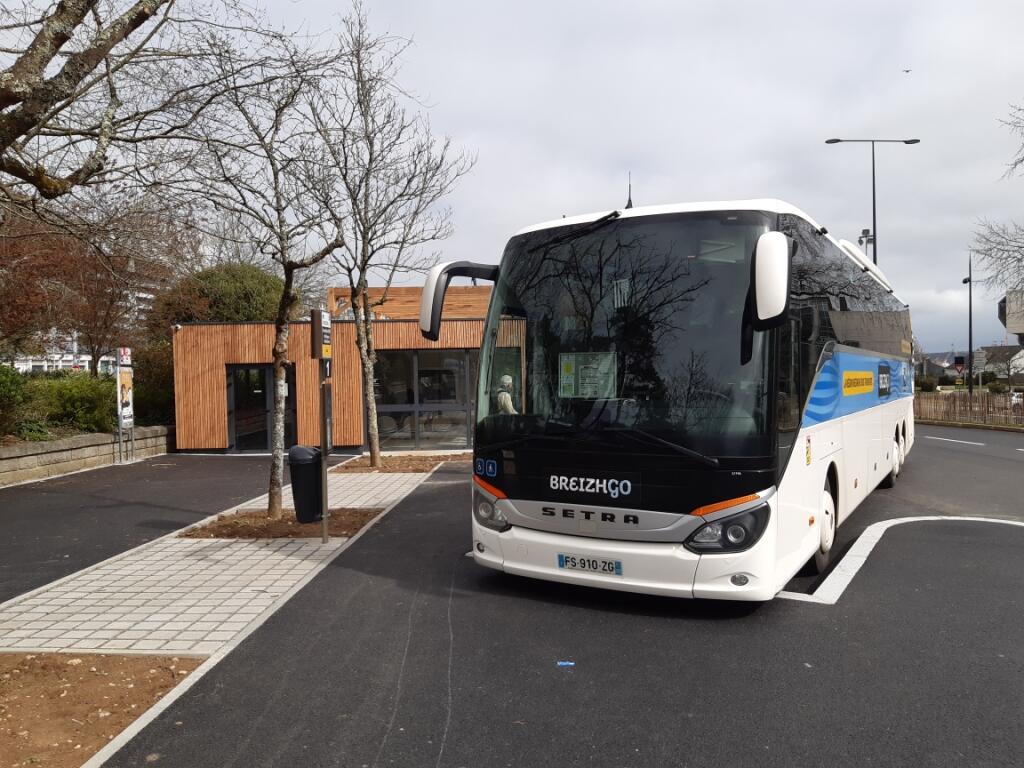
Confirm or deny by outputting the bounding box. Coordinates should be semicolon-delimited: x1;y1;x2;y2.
557;553;623;576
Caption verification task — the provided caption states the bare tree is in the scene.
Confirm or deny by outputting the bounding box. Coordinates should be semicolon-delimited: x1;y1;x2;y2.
972;219;1024;292
973;103;1024;291
307;6;474;466
165;32;349;518
0;0;273;203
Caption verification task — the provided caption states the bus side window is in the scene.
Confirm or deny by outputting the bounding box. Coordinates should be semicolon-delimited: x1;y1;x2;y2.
777;316;800;433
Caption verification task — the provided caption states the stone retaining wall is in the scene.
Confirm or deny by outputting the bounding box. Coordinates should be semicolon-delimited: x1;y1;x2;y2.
0;426;174;488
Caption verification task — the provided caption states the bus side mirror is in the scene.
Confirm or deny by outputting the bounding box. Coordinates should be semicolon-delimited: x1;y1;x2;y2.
752;232;791;329
420;260;500;341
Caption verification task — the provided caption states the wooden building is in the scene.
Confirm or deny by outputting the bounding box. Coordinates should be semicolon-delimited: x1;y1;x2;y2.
172;285;503;452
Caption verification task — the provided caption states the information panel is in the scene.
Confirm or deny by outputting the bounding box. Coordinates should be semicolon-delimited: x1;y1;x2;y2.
558;352;617;399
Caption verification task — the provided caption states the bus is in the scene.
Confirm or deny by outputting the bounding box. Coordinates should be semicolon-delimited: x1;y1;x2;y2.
419;200;914;600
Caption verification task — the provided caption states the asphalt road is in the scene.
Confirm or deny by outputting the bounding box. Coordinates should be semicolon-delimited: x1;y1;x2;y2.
785;423;1024;593
106;425;1024;768
0;454;278;603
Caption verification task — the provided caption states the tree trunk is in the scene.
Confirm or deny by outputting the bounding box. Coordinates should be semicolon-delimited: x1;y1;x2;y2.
353;284;382;467
89;351;100;376
268;267;295;519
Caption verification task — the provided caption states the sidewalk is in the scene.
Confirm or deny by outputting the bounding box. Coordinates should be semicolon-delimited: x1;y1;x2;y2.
0;470;431;656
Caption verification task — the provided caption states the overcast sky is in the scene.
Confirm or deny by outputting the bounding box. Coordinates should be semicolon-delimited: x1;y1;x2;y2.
273;0;1024;352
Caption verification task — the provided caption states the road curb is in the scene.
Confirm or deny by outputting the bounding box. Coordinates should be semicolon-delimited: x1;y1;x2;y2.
915;419;1024;433
78;462;442;768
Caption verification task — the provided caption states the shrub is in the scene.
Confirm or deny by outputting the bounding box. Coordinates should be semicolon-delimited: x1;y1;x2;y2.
917;377;937;392
0;364;26;435
937;374;956;386
16;419;49;441
987;381;1008;395
24;373;116;433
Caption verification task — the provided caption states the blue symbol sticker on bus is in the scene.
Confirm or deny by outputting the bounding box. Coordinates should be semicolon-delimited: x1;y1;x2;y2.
485;459;498;477
474;458;485;475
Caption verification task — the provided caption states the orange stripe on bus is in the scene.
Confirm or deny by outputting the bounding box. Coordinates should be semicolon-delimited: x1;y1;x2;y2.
473;474;507;499
691;493;759;517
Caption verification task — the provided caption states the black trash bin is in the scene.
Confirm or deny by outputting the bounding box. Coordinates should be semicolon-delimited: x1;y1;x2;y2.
288;445;322;523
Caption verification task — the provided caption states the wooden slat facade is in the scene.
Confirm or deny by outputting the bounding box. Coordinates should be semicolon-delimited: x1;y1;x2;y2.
173;317;495;450
327;285;492;319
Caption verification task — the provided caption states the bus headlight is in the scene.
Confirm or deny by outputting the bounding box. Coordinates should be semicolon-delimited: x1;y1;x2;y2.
473;486;510;532
684;503;769;554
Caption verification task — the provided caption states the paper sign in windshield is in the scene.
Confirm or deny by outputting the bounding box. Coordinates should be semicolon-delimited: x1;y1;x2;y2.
559;352;617;399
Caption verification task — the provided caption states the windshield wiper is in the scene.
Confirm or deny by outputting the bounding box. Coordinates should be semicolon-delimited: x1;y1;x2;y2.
526;210;621;254
600;426;720;468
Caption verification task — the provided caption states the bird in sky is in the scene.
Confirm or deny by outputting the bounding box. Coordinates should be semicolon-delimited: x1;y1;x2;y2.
903;68;912;73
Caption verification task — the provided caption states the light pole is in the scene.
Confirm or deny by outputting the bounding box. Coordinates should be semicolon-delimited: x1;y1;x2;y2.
825;138;920;265
963;256;973;396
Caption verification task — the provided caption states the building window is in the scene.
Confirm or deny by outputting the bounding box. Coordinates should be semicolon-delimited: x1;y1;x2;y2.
373;349;479;450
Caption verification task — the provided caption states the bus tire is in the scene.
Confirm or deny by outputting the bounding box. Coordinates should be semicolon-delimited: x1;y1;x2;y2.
812;476;837;575
879;435;900;489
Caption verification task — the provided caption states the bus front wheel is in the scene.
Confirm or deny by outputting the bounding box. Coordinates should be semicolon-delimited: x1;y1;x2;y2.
812;476;837;575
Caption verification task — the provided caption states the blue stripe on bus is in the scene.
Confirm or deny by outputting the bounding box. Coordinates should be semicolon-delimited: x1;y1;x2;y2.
802;351;913;427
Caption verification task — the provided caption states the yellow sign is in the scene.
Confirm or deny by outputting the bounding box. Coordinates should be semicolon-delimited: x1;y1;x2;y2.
842;370;874;396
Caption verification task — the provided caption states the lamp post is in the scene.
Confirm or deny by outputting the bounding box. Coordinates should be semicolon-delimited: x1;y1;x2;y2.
963;256;973;396
825;138;920;265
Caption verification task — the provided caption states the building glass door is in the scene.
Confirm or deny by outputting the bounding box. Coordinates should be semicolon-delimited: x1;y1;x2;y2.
227;365;297;452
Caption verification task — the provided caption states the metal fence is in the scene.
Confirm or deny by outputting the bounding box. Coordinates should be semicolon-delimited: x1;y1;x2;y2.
914;392;1024;427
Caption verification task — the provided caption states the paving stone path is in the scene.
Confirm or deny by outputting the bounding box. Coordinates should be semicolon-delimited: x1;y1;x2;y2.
0;471;431;656
0;538;342;654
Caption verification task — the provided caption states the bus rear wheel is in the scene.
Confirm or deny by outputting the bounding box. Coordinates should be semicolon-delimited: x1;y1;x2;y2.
812;477;837;575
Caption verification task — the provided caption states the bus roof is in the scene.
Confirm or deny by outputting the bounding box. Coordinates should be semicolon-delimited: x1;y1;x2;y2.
513;199;823;235
514;198;903;304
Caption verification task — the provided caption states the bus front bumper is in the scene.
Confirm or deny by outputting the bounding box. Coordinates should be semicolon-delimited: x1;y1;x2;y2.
471;512;779;601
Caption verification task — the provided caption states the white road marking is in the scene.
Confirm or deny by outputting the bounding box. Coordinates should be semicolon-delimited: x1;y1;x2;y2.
1017;449;1024;453
777;516;1024;605
923;436;985;446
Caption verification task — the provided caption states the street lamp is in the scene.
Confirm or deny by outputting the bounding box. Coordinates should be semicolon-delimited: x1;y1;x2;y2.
963;255;973;396
825;137;920;265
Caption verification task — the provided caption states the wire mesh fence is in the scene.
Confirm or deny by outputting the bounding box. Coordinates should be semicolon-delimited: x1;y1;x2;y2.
914;391;1024;427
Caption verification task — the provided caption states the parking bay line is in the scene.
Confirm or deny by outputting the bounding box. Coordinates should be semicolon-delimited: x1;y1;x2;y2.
777;516;1024;605
923;436;985;446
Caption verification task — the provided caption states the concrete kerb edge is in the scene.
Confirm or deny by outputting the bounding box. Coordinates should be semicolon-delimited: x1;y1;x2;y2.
79;462;442;768
914;419;1024;433
0;484;275;613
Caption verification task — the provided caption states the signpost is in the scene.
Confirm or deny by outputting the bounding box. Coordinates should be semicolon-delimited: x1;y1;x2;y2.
116;347;134;463
311;311;333;544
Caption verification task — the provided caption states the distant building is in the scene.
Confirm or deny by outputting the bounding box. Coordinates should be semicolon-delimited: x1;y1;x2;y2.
998;290;1024;345
10;331;116;374
980;344;1024;383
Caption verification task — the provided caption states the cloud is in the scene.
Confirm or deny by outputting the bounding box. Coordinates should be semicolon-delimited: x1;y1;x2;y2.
273;0;1024;350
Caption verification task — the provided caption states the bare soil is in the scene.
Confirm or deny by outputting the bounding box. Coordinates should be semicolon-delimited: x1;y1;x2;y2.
0;652;201;768
330;452;472;473
179;507;383;539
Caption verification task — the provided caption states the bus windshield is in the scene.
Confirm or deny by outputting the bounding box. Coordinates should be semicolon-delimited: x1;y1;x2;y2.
476;210;775;460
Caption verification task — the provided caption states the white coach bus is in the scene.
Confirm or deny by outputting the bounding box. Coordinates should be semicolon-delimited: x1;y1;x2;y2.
420;200;914;600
